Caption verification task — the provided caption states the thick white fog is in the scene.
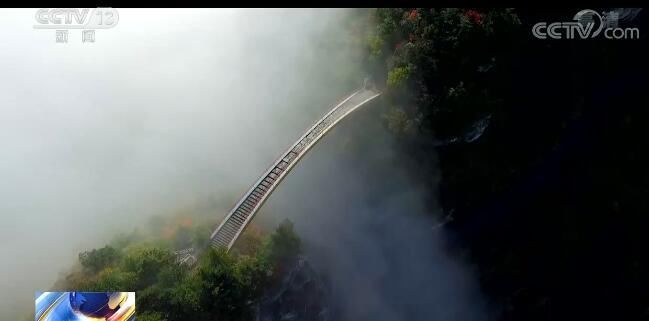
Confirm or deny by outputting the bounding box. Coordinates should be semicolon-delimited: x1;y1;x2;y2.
0;8;486;321
0;8;365;318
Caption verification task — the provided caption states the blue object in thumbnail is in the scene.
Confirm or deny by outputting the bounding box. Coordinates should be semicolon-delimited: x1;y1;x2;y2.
69;292;119;318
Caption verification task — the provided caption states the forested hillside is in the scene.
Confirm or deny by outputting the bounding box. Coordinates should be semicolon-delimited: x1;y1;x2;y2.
366;8;648;321
45;8;648;321
50;215;305;321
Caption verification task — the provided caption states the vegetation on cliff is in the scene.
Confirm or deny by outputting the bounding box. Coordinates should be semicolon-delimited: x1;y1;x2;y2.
55;216;302;321
366;8;648;321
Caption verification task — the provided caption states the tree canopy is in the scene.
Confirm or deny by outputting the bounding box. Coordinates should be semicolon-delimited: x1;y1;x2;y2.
57;220;302;321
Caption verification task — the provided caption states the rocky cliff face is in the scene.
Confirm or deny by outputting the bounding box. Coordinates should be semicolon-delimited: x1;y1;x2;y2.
256;256;330;321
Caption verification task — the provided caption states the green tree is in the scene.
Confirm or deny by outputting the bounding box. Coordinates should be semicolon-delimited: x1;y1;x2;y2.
368;8;521;139
91;267;137;291
195;248;255;321
387;65;413;87
122;246;175;289
60;217;303;321
264;219;302;266
78;246;122;273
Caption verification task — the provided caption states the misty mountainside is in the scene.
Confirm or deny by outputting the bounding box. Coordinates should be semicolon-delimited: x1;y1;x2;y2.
368;8;648;321
256;257;330;321
0;8;371;320
45;213;310;321
3;8;649;321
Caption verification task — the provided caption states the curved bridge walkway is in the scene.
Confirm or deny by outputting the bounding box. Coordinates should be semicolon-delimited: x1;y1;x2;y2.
210;87;381;251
